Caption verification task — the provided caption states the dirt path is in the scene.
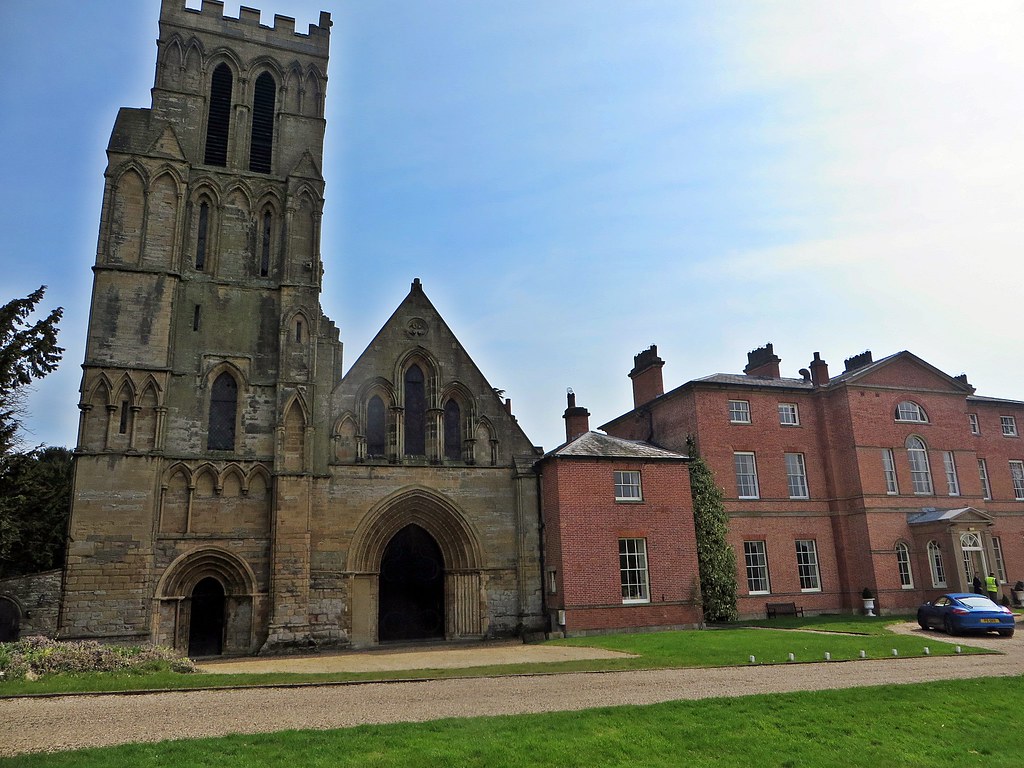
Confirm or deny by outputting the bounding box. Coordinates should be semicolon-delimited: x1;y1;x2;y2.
1;624;1020;757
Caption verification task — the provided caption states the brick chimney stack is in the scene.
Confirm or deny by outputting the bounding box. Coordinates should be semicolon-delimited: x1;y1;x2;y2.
563;390;590;442
744;343;781;378
629;345;665;408
809;352;830;387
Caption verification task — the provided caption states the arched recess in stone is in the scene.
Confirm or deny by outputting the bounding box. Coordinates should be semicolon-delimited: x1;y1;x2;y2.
109;375;137;453
159;37;184;89
136;378;162;452
281;396;308;473
332;412;358;464
159;464;191;535
154;546;259;655
244;465;272;536
284;64;303;114
80;375;112;451
143;170;182;269
218;185;253;281
289;189;319;272
440;382;475;462
304;68;324;117
473;418;497;466
108;166;146;265
347;487;486;644
181;37;205;93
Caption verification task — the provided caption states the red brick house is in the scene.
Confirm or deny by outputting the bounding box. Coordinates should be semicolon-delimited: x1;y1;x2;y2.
601;344;1024;618
536;394;703;634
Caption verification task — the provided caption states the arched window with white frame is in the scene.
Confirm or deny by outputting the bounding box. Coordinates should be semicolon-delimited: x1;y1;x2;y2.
906;436;933;494
927;540;946;587
896;542;913;589
895;401;928;423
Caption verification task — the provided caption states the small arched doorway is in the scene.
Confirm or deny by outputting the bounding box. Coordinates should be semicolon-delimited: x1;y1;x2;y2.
0;597;20;642
188;577;225;656
378;524;444;642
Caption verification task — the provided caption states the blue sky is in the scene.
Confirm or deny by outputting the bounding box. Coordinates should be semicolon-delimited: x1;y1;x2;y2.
2;1;1023;453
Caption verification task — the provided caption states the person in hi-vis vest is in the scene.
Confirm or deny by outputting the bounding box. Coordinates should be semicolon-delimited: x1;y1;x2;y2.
986;573;999;604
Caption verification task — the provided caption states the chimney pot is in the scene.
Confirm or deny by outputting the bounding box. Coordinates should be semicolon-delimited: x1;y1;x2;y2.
563;390;591;442
744;343;782;378
809;352;830;386
629;345;665;408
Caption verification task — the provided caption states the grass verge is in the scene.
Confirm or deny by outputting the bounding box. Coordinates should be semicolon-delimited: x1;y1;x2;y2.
4;675;1022;767
0;616;991;697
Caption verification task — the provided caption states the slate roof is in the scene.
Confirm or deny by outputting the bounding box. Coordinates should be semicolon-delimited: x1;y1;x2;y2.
967;394;1024;406
692;373;813;390
907;507;992;525
544;431;688;460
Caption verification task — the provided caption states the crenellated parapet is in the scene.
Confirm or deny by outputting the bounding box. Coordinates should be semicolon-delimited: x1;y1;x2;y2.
159;0;331;57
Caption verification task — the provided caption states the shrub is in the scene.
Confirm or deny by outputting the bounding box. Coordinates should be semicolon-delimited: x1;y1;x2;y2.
0;636;196;680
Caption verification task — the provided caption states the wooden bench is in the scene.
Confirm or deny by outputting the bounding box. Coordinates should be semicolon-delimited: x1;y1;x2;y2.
765;602;804;619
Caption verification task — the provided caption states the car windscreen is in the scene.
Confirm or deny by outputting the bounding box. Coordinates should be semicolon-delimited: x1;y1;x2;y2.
958;596;998;609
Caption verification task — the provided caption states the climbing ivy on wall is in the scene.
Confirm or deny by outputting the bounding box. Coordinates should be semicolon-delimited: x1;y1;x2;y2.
687;435;738;622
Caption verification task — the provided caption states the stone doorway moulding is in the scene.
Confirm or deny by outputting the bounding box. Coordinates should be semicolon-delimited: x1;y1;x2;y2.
347;486;486;647
153;547;259;656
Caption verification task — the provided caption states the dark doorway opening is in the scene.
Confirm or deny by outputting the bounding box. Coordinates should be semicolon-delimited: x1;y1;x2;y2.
188;577;225;656
379;524;444;642
0;598;20;642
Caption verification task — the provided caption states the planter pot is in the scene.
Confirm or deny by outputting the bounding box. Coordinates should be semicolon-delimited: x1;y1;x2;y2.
1013;590;1024;606
862;598;876;617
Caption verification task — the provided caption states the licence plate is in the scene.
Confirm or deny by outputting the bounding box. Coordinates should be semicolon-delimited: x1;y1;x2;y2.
980;618;999;623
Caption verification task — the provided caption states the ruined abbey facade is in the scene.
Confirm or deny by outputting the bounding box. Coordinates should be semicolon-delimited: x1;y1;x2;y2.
60;0;546;653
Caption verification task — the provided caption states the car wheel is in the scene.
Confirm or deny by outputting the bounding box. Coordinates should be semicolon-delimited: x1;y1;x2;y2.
944;617;957;636
918;616;928;630
999;629;1015;638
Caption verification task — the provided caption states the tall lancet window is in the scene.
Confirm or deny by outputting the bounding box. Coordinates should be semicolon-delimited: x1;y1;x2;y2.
204;64;232;167
404;365;426;456
249;72;276;173
444;399;461;460
260;211;272;277
195;201;209;270
207;372;238;451
366;396;386;457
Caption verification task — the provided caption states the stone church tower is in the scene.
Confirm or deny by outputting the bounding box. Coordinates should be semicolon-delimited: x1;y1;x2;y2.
61;1;544;654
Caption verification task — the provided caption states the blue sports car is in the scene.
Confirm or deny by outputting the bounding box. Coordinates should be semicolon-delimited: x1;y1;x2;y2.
917;593;1016;637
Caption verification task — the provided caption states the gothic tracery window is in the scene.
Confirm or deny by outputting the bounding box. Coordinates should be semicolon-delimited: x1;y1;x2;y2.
366;395;386;457
207;372;238;451
444;399;461;460
404;365;426;456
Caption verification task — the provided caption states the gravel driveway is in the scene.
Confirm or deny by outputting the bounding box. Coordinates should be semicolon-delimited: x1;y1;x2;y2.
2;623;1020;757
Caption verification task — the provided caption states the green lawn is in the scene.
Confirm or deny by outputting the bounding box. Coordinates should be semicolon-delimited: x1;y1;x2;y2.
0;616;990;697
5;676;1021;767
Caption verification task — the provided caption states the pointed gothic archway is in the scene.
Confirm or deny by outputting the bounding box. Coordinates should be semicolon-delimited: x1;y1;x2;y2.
348;487;486;646
378;524;445;641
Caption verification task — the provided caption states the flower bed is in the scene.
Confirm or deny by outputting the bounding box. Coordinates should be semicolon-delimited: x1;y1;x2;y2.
0;636;195;680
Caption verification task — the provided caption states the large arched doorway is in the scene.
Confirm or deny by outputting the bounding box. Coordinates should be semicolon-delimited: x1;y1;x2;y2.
188;577;225;656
378;524;445;642
0;597;20;642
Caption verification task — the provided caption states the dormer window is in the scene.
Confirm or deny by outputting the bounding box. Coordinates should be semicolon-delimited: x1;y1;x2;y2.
895;401;928;423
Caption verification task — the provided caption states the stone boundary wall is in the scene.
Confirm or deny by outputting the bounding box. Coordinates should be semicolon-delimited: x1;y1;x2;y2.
0;569;63;639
